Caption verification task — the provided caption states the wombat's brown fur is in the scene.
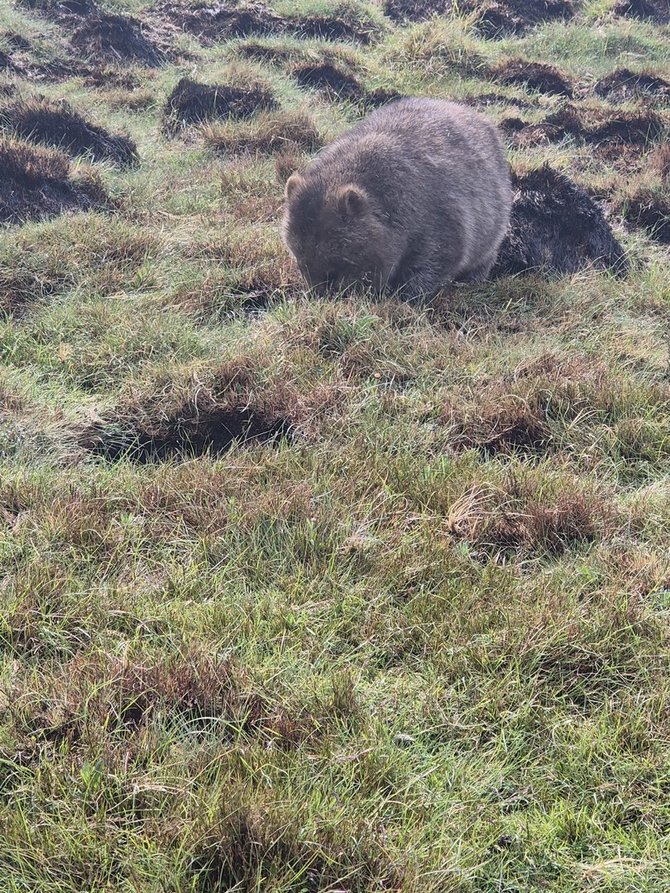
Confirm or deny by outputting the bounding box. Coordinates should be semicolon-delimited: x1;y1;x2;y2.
282;97;512;298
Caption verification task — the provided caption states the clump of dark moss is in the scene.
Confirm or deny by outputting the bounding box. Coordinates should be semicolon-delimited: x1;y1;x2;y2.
493;165;628;277
612;0;670;25
79;358;298;462
164;75;278;132
0;97;138;166
622;187;670;244
494;59;573;97
594;68;670;104
204;109;323;155
0;138;111;225
154;0;286;45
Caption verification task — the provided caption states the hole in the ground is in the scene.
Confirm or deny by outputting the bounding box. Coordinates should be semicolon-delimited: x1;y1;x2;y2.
80;362;297;462
492;164;628;277
0;97;138;167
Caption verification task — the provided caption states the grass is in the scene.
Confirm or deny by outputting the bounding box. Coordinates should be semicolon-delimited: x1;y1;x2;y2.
1;0;670;891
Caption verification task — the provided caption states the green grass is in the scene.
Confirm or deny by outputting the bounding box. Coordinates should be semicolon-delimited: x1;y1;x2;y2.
1;0;670;890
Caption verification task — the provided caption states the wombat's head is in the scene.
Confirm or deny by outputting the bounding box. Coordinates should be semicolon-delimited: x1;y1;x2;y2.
282;173;396;293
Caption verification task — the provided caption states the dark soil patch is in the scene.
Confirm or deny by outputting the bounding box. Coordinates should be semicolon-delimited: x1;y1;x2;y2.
594;68;670;104
0;50;13;71
494;59;572;97
155;1;286;45
383;0;449;21
612;0;670;24
464;0;576;38
82;67;141;91
463;92;534;109
164;76;278;132
293;62;364;102
83;405;292;462
70;11;165;66
0;98;138;167
501;105;665;157
0;138;111;225
3;32;32;51
492;165;628;277
290;12;382;44
623;188;670;244
80;361;296;462
18;0;97;15
292;63;401;109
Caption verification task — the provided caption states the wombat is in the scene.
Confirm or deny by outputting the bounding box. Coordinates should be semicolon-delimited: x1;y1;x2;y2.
282;97;512;298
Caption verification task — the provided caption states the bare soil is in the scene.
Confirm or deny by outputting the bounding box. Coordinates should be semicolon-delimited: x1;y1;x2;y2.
0;138;111;225
0;98;138;166
494;59;573;96
492;165;628;277
164;76;278;132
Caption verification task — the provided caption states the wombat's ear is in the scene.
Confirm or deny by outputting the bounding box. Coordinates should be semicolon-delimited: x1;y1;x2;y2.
337;185;368;219
285;173;304;200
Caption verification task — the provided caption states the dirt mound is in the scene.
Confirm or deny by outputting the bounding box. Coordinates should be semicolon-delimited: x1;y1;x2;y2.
463;92;533;109
19;0;97;14
612;0;670;24
594;68;670;104
290;11;382;44
492;165;628;277
623;188;670;244
70;11;164;66
80;361;296;462
383;0;449;22
155;1;285;45
292;62;401;110
501;105;665;157
0;98;138;167
464;0;575;37
0;138;110;225
494;59;572;97
164;76;278;132
293;62;364;101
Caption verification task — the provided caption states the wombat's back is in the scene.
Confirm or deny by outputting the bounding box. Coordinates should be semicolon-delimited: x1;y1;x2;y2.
283;98;512;294
312;98;512;280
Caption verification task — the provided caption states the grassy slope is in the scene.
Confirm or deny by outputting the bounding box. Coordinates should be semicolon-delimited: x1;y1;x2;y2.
1;0;670;890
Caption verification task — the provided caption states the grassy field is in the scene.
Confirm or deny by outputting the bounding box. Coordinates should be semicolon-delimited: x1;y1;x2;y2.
1;0;670;890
